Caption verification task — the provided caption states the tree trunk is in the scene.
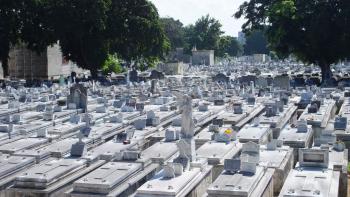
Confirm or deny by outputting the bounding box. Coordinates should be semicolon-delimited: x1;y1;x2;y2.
90;68;98;79
320;64;332;86
2;59;9;77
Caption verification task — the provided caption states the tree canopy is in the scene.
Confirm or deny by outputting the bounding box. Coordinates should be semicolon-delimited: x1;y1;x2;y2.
159;15;244;57
217;36;242;57
243;30;269;55
160;17;185;50
235;0;350;84
185;15;224;52
0;0;169;77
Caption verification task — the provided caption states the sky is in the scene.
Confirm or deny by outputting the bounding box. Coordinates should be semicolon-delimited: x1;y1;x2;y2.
149;0;246;37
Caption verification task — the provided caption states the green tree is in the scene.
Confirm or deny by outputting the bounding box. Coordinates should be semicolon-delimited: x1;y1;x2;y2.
160;17;185;50
0;0;168;78
102;54;124;75
106;0;169;71
235;0;350;84
0;0;60;77
0;0;21;77
185;15;223;52
243;30;269;55
217;36;242;57
46;0;112;78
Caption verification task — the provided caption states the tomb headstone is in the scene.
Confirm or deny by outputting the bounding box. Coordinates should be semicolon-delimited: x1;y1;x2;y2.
333;141;345;151
233;103;243;114
213;119;224;127
160;105;169;111
136;103;145;112
12;114;21;123
110;113;123;123
214;99;225;106
165;128;180;142
96;106;107;113
224;159;241;174
134;119;146;130
267;139;277;150
70;114;81;124
37;128;47;138
308;103;318;113
297;119;308;132
247;96;255;105
123;151;140;160
37;104;46;112
113;100;125;108
163;164;176;178
43;111;54;121
198;103;209;112
67;84;87;111
70;132;86;157
129;69;138;82
334;116;347;130
265;105;277;117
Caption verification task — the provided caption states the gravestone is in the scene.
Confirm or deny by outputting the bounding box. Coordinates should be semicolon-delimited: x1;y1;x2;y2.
247;96;255;105
110;113;123;123
267;139;277;150
43;111;54;121
160;105;169;111
297;119;308;132
163;163;176;178
273;75;290;90
70;114;81;124
146;111;160;126
67;84;87;111
37;104;46;112
150;80;159;94
113;100;125;108
136;103;145;112
276;100;284;112
12;114;22;123
149;70;165;80
214;99;225;106
265;105;277;117
134;119;146;130
333;141;345;151
224;159;241;174
308;103;318;113
129;69;138;82
240;141;260;174
165;128;180;142
70;132;86;157
54;105;62;112
213;119;224;127
96;106;107;113
233;103;243;114
198;103;209;112
311;100;321;110
280;94;289;105
37;128;47;138
334;116;347;130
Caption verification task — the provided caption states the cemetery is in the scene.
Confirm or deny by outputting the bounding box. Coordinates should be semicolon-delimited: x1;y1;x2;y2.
0;64;347;197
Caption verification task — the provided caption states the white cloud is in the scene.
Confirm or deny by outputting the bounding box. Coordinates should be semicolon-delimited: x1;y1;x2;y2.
149;0;246;37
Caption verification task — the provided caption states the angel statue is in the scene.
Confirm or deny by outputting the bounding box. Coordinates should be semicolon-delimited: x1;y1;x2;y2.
177;94;195;138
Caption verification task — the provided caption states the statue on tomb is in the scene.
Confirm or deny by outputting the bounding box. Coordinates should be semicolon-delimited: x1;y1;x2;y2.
173;139;191;170
179;94;195;138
